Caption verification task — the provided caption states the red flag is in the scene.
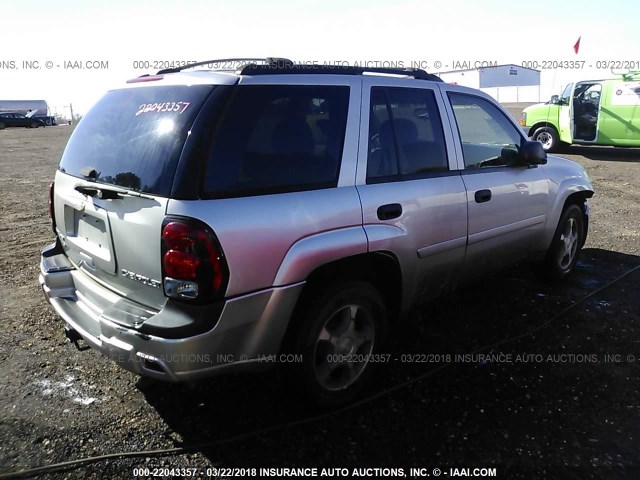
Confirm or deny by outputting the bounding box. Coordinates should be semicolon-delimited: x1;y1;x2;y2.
573;36;581;54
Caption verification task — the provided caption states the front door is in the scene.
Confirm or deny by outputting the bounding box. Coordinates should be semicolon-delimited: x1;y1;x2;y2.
442;90;550;279
558;83;574;144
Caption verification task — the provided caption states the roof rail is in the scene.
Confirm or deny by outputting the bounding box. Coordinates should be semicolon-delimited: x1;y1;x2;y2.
156;57;293;75
621;71;640;81
238;62;443;82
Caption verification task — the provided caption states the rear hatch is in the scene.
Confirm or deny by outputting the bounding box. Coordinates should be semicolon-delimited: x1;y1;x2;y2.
53;83;216;310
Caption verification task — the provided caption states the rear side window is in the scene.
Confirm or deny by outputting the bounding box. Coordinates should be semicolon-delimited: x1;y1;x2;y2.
59;85;214;196
203;85;349;197
367;86;448;183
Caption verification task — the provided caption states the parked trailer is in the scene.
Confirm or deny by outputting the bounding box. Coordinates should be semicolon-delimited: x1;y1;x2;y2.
0;100;58;126
0;100;48;116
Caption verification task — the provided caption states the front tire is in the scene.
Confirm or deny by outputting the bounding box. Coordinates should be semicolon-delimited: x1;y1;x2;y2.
538;204;584;281
30;122;39;129
532;126;560;152
290;281;388;407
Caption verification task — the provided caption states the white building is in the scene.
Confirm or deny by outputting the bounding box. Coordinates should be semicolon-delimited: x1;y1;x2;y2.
437;64;541;103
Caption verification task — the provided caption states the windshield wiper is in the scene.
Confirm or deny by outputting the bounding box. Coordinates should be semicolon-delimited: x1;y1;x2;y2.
74;184;154;200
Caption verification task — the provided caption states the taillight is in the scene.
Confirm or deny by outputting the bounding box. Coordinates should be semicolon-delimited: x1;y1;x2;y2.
48;182;56;233
161;217;228;302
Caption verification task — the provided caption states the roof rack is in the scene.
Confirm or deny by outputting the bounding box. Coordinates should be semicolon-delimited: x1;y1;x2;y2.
238;62;443;82
621;71;640;81
156;57;442;82
156;57;293;75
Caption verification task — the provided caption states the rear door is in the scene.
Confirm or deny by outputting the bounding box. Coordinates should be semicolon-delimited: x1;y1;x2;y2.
53;83;216;309
14;114;28;127
442;89;549;278
355;78;468;307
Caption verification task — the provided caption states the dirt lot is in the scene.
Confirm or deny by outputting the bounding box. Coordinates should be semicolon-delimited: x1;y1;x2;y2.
1;124;639;479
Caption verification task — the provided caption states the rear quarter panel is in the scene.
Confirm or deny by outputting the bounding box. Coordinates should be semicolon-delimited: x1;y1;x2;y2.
167;188;365;296
167;75;366;297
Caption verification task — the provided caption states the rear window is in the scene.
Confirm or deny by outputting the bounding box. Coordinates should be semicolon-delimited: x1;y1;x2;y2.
59;85;214;196
203;85;350;198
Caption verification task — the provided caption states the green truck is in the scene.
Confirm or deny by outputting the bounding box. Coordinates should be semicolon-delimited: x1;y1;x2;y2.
521;71;640;152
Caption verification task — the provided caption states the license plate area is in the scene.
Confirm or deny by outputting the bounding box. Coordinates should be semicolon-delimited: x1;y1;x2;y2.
63;202;116;274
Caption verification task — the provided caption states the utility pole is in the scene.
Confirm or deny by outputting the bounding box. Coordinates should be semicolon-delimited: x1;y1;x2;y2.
69;103;74;125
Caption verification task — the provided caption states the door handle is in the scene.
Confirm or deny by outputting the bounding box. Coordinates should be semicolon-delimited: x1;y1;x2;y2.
474;189;492;203
377;203;403;220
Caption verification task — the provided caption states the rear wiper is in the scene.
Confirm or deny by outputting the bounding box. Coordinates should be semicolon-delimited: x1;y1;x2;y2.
74;184;154;200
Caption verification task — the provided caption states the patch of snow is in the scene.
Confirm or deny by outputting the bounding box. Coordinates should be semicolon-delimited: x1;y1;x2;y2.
33;376;98;406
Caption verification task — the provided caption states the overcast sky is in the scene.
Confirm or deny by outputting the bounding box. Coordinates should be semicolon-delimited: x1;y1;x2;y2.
2;0;639;114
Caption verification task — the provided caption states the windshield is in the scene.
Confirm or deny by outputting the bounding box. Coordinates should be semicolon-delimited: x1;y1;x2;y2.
59;84;214;196
560;83;573;104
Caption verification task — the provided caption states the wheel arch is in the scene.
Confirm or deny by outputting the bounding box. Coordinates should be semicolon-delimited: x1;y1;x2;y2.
544;187;594;249
279;251;403;355
529;122;559;139
562;191;592;248
297;251;403;318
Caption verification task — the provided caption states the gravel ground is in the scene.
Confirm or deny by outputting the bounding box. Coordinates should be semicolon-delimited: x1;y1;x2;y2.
0;125;639;479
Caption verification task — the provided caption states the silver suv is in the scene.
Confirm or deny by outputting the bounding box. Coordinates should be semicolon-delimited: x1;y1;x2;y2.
39;58;594;405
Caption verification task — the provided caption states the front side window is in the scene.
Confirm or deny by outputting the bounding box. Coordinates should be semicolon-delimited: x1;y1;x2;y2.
448;93;522;169
203;85;349;197
367;87;448;183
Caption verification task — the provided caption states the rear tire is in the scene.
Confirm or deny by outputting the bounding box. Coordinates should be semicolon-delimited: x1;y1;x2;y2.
289;281;388;407
30;122;39;129
0;122;5;130
537;204;584;281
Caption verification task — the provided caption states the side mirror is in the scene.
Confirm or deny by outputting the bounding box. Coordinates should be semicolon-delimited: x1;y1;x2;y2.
519;141;547;165
550;95;560;104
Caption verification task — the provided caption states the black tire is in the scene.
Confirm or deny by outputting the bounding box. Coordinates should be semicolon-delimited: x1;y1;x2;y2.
30;122;39;129
537;204;584;281
289;281;388;407
0;122;5;130
532;126;561;152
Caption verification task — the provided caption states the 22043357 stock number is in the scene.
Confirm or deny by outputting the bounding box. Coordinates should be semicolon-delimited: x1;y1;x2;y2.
133;467;259;477
132;60;198;70
521;60;587;69
135;102;191;116
521;60;640;70
132;467;200;477
326;353;392;363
